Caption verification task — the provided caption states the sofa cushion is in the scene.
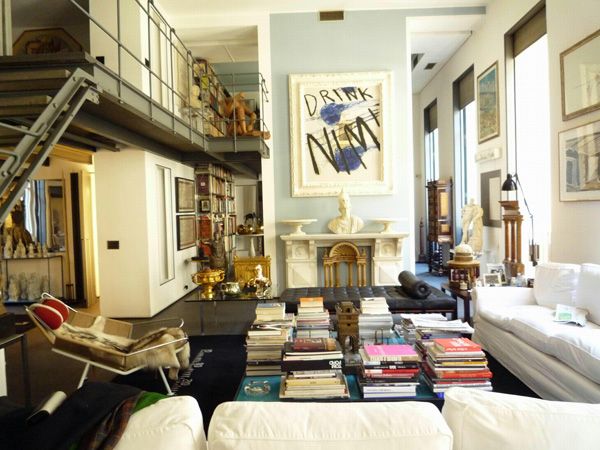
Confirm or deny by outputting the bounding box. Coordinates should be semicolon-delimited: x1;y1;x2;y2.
115;396;206;450
550;324;600;384
508;307;568;355
442;387;600;450
533;262;580;308
575;263;600;323
208;401;452;450
478;304;549;333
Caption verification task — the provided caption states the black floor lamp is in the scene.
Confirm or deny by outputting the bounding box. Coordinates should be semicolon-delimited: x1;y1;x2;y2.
501;174;539;266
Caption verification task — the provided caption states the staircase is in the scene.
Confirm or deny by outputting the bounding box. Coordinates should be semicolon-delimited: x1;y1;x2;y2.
0;67;98;223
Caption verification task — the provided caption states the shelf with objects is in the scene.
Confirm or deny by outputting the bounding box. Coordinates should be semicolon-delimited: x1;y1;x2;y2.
195;163;237;278
426;178;453;275
2;255;64;305
191;59;271;161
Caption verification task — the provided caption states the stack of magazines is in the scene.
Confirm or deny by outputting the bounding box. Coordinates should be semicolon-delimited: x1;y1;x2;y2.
296;297;331;338
280;337;349;399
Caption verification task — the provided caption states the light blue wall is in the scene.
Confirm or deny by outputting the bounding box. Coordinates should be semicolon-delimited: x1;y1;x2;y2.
270;10;415;290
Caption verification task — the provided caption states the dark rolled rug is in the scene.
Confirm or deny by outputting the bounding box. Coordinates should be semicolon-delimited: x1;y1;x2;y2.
113;334;246;431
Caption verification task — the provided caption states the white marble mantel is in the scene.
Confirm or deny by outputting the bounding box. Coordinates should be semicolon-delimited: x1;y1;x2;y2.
280;232;409;288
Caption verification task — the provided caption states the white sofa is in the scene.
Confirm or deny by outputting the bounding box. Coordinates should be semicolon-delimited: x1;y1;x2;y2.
473;262;600;402
204;388;600;450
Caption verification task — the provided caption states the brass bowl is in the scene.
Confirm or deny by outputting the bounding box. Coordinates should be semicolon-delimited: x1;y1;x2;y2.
192;269;225;300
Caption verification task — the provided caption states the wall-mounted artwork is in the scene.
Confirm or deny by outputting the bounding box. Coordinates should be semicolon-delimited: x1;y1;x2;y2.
175;177;195;213
177;215;196;250
13;28;83;55
289;71;393;197
480;170;502;227
560;28;600;120
559;119;600;201
477;62;500;143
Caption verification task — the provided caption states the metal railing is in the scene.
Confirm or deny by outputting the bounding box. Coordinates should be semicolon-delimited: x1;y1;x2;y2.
65;0;269;152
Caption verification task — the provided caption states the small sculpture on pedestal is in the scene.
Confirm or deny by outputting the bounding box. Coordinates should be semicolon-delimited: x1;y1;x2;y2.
7;276;18;301
42;244;49;257
18;272;28;300
459;199;484;254
244;264;272;298
27;243;35;258
27;273;41;301
14;239;26;258
328;188;364;234
36;242;42;256
3;235;12;259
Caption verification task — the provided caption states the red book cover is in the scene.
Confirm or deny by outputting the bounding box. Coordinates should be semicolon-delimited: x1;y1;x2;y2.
433;338;481;353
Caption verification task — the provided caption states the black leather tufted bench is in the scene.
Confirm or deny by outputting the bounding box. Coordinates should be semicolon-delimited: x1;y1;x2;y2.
279;285;457;319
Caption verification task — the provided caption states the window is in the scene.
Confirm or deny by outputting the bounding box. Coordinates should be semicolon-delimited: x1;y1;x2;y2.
453;67;476;243
424;100;439;182
508;5;549;275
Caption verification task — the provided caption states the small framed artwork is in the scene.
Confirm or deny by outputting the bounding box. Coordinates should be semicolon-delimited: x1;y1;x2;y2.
482;273;502;287
176;215;196;250
480;170;502;227
200;199;211;212
175;177;195;213
477;61;500;143
486;263;506;284
559;119;600;201
560;29;600;120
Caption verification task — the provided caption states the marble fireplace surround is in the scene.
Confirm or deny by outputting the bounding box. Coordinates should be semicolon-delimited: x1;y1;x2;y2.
281;232;409;288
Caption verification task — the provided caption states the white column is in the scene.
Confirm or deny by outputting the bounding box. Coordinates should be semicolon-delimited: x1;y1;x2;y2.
0;0;12;56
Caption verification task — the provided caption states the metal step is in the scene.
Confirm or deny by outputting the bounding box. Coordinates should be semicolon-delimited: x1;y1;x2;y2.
0;68;70;82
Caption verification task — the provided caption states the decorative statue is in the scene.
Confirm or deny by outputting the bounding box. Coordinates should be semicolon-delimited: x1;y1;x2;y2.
27;273;41;301
245;264;272;298
3;235;13;259
41;275;50;295
459;199;484;254
328;188;364;234
27;242;35;258
36;242;42;256
9;203;33;246
18;272;28;300
209;232;226;270
221;92;271;139
7;276;19;301
14;239;27;259
42;243;49;257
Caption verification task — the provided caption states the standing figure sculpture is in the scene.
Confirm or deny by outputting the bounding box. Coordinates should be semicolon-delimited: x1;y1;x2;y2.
245;264;272;298
459;198;484;254
328;188;364;234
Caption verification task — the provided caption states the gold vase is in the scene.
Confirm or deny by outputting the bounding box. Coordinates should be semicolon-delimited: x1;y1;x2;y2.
191;268;225;300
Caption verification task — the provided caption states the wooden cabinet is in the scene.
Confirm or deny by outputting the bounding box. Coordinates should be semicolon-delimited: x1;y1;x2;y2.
426;179;453;275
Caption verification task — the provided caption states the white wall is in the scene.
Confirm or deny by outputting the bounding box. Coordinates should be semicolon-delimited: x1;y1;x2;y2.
416;0;600;268
95;149;196;317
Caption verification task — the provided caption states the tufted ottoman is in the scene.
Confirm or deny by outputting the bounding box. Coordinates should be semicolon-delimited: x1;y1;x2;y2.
279;285;457;318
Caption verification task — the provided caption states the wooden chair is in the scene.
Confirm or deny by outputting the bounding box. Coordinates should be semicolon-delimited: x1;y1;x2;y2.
234;255;271;288
323;242;367;287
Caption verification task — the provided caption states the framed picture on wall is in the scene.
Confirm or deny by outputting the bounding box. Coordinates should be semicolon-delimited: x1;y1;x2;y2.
559;118;600;201
560;28;600;120
176;215;196;250
288;71;393;197
480;169;502;227
200;199;210;212
175;177;195;213
477;62;500;143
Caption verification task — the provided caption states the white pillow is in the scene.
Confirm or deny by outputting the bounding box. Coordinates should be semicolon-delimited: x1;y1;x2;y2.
533;262;580;307
575;263;600;324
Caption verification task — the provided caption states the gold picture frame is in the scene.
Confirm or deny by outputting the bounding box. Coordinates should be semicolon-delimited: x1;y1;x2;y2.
477;61;500;143
560;28;600;121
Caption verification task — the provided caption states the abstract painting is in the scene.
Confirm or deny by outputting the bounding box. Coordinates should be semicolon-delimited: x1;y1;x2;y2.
477;62;499;143
289;72;393;197
559;119;600;201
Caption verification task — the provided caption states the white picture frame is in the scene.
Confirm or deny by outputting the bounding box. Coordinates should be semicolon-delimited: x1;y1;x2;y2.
482;272;502;287
288;71;394;197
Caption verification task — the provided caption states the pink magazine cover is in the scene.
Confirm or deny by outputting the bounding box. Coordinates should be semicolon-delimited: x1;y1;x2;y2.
363;344;417;358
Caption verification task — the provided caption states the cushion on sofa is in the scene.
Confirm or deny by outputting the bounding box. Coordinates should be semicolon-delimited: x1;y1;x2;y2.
533;262;580;308
442;387;600;450
508;307;571;355
575;263;600;323
208;401;452;450
550;325;600;384
114;396;206;450
477;304;549;333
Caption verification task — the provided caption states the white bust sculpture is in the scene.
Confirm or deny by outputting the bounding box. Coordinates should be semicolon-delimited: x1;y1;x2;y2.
327;188;364;234
460;198;484;254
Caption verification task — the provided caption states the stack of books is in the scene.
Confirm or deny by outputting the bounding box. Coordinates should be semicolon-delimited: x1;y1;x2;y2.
357;344;421;398
358;297;394;342
422;337;493;395
255;302;286;322
280;337;349;399
245;305;294;376
395;313;449;344
295;297;331;339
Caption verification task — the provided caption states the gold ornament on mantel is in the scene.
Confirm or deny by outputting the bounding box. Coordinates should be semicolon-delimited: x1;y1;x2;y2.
192;268;225;300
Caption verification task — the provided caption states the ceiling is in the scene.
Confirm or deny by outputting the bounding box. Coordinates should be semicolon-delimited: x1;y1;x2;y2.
162;0;487;93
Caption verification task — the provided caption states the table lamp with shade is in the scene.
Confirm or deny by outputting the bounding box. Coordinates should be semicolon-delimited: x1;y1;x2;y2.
501;173;539;266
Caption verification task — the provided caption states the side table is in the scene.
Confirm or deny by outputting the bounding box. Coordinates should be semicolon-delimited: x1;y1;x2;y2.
440;283;472;324
0;334;30;406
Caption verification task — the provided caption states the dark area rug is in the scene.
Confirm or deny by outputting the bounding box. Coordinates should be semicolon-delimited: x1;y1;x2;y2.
113;335;246;431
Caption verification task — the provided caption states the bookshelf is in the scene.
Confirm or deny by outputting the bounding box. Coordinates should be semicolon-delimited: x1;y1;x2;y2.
195;164;236;268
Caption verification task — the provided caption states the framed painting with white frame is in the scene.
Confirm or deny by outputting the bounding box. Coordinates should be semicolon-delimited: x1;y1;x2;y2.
482;272;502;287
560;28;600;121
559;118;600;201
486;263;506;284
288;71;393;197
200;199;210;212
477;62;500;143
175;177;195;213
176;215;195;250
